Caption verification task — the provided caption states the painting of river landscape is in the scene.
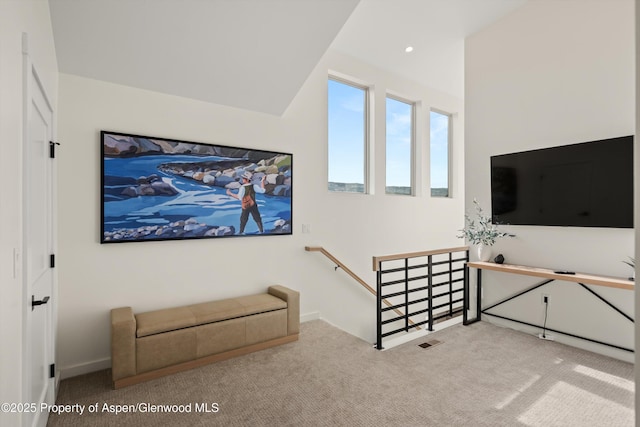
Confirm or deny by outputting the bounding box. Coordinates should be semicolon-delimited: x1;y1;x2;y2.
101;131;292;243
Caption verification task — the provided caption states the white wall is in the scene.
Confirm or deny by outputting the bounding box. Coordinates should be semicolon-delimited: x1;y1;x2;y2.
465;0;635;361
635;0;640;414
0;0;58;425
56;50;465;376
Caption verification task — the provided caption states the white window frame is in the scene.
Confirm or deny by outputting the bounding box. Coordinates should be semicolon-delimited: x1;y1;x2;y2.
327;74;371;194
429;108;452;198
385;94;416;196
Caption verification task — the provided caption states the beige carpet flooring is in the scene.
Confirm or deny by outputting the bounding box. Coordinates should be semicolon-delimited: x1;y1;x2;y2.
48;320;634;426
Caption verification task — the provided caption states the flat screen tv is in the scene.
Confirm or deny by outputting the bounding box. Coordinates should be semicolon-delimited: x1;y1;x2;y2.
491;136;634;228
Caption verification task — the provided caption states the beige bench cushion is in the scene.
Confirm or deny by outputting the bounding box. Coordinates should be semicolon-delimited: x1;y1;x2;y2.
136;293;287;338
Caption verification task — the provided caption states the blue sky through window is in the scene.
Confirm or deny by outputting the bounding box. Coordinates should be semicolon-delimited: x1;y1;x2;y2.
386;97;412;192
327;79;365;188
328;78;451;196
430;110;449;193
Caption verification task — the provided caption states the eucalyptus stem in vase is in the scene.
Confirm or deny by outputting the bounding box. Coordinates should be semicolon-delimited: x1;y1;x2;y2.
458;199;514;262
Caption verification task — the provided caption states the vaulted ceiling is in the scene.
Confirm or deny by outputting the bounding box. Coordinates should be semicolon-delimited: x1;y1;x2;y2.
49;0;526;116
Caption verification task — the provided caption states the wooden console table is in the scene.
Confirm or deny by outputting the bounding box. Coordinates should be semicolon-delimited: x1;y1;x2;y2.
465;261;634;352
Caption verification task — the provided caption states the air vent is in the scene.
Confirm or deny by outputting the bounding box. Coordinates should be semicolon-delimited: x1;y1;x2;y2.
418;339;442;349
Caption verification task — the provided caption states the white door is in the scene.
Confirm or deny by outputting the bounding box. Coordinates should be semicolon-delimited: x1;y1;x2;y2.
23;53;55;427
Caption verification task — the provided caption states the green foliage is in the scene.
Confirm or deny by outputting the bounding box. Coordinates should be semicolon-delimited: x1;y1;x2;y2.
458;199;514;246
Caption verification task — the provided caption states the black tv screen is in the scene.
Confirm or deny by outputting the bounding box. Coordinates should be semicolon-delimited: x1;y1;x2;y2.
491;136;634;228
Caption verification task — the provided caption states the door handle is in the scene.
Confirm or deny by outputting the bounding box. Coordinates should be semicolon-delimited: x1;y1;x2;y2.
32;295;50;311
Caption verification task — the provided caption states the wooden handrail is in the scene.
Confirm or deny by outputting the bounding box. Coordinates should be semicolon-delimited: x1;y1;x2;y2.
372;246;470;271
305;246;420;330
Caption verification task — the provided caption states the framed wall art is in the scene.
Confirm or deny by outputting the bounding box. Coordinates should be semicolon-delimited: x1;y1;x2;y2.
101;131;292;243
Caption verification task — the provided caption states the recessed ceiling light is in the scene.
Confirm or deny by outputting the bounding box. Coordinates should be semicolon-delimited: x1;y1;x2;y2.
405;46;414;53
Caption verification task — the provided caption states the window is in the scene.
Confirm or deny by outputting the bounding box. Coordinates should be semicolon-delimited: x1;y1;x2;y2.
386;96;414;195
327;78;368;193
430;110;451;197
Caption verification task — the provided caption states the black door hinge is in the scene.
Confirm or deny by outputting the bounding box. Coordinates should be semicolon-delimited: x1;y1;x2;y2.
50;254;55;268
49;363;55;379
49;141;60;158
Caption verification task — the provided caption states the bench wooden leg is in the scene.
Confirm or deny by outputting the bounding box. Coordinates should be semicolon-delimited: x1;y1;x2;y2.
113;334;299;389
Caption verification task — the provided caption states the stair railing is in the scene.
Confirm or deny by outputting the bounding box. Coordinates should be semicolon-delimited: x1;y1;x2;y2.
372;246;469;349
305;246;421;331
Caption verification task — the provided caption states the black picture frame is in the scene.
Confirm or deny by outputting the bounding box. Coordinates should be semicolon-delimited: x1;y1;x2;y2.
101;131;292;243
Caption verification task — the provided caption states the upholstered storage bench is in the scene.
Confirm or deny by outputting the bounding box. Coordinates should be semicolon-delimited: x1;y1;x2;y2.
110;285;299;388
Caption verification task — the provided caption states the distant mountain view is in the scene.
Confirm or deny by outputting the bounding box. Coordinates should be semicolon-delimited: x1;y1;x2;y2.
431;188;449;197
329;182;449;197
328;182;365;193
385;186;411;195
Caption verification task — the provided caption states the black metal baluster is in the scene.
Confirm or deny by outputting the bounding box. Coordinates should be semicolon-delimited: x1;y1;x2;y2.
376;266;383;350
404;258;409;332
463;249;469;324
428;255;433;331
448;252;453;317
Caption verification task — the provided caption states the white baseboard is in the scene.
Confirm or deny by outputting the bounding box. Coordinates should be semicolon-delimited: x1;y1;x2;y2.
380;316;463;350
59;357;111;380
300;311;320;323
483;315;635;364
381;329;431;349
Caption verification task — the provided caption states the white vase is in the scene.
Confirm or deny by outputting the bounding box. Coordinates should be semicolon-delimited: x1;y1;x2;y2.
477;243;492;262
